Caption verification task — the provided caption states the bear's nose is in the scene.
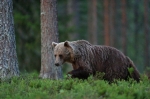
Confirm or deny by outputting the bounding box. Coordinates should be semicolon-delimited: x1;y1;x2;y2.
55;63;60;66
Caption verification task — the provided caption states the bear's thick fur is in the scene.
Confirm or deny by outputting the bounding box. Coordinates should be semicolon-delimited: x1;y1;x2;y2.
52;40;140;82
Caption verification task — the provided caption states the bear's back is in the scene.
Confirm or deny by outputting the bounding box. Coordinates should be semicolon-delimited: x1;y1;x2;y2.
89;45;129;74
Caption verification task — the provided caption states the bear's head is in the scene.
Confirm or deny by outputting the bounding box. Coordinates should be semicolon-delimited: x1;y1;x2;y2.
52;41;79;66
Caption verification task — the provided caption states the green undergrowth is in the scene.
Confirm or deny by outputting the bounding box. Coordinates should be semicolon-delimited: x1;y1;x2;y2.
0;73;150;99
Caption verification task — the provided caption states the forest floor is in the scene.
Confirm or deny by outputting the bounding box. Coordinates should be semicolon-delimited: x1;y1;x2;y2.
0;72;150;99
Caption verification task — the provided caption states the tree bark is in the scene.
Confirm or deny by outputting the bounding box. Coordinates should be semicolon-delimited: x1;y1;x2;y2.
0;0;19;78
121;0;127;55
144;0;149;69
40;0;62;79
88;0;98;44
104;0;110;46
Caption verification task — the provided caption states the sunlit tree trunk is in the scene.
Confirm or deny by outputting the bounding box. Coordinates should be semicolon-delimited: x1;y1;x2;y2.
121;0;127;54
40;0;62;79
0;0;19;78
144;0;149;69
88;0;97;44
104;0;110;46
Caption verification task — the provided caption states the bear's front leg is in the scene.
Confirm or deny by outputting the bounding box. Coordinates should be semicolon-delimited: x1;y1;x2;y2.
67;67;92;79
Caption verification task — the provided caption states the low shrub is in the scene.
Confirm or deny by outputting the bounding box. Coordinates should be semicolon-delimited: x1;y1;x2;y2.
0;73;150;99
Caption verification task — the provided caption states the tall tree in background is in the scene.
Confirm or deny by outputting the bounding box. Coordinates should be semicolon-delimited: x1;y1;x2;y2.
144;0;149;69
67;0;79;40
134;0;139;62
104;0;110;45
110;0;115;47
40;0;62;79
13;0;40;72
0;0;19;78
88;0;98;44
121;0;127;54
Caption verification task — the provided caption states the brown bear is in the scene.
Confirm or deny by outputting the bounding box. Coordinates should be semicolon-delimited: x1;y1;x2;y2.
52;40;140;82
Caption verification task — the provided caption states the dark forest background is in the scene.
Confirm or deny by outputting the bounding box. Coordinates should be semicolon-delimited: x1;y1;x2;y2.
13;0;150;74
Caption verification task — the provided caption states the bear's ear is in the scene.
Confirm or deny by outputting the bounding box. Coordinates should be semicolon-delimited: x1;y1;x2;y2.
64;41;70;47
64;41;74;50
52;42;58;48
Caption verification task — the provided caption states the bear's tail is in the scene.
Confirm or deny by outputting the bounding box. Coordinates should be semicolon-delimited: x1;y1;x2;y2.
126;57;140;82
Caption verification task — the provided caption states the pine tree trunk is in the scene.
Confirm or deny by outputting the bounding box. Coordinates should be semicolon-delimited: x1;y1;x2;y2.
88;0;97;44
40;0;62;79
110;0;115;47
134;0;139;63
104;0;110;46
0;0;19;79
122;0;127;54
67;0;79;40
144;0;149;69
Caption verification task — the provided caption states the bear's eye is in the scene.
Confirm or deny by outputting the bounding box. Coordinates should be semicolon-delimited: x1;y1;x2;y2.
54;55;56;57
59;55;63;58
